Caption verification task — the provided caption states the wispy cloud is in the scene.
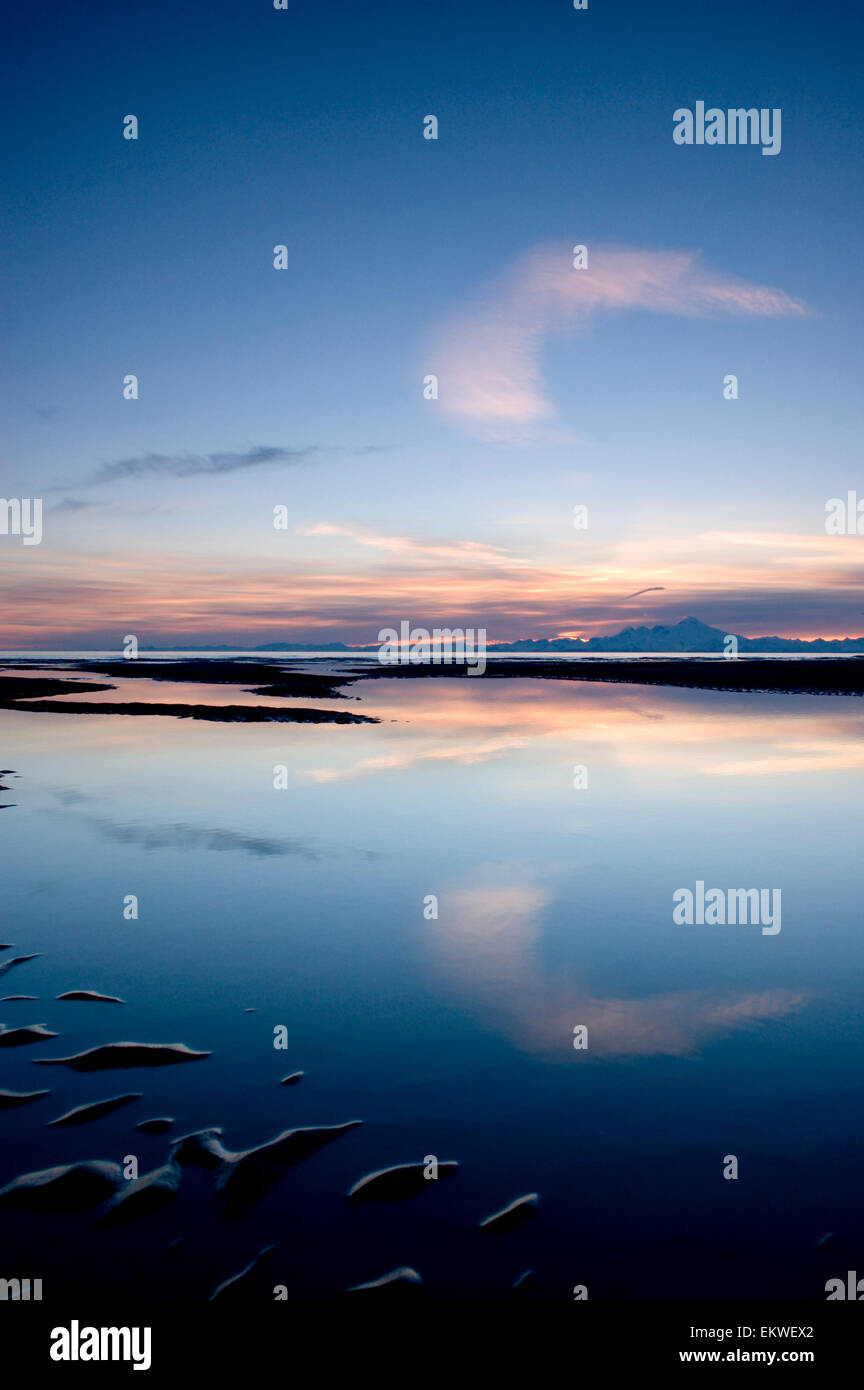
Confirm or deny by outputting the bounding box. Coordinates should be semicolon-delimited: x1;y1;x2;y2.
2;526;862;647
70;445;320;490
81;816;381;861
46;496;97;514
298;522;517;567
88;817;318;859
429;242;809;436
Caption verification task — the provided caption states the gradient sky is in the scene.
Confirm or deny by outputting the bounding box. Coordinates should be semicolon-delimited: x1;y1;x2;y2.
2;0;863;647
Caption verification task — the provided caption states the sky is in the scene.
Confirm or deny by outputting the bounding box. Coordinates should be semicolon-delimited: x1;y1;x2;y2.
1;0;863;648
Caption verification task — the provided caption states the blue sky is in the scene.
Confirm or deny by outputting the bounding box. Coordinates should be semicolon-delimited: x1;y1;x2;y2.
2;0;862;646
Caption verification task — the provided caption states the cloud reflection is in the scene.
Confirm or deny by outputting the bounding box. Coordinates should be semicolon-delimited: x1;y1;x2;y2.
428;875;805;1058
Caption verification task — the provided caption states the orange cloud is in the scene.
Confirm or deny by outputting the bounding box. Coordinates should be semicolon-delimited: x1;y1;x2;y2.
2;521;861;646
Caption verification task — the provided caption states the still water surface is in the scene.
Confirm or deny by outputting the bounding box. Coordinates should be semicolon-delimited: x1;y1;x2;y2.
1;672;862;1299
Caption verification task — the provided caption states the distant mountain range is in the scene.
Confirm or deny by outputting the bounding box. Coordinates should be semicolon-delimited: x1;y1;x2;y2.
488;617;864;654
143;618;864;654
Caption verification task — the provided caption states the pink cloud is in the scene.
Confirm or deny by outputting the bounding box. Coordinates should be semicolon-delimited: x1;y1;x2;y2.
429;242;809;434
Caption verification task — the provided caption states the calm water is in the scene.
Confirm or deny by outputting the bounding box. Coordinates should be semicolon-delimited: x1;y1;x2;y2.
1;672;862;1300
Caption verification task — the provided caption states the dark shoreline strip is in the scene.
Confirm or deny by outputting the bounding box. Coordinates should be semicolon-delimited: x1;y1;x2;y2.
3;658;862;702
349;658;864;697
0;700;378;723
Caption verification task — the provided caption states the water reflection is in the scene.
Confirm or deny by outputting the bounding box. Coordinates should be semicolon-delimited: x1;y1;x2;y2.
427;875;806;1057
1;669;861;1299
